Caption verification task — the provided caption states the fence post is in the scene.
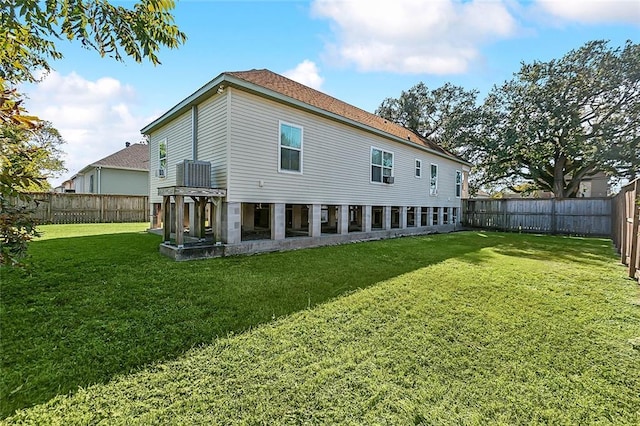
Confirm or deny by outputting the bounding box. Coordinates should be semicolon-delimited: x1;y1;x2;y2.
501;199;508;231
629;180;639;280
551;198;557;234
46;193;52;222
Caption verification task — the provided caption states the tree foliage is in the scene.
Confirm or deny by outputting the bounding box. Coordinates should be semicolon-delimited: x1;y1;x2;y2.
376;82;482;160
1;0;187;83
0;82;44;266
0;0;186;266
376;40;639;198
479;40;639;197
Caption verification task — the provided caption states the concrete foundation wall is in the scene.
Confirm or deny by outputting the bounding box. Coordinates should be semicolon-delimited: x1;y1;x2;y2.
159;224;458;261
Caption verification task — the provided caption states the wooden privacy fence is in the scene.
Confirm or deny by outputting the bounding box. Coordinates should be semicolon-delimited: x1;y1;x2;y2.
12;193;149;224
612;179;639;283
463;198;612;237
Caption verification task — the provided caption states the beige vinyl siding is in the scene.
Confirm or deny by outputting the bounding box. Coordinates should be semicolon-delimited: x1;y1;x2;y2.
228;89;463;208
148;110;192;204
196;93;228;188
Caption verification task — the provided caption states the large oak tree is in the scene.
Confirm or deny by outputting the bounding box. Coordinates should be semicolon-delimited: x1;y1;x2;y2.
376;82;482;161
479;40;639;197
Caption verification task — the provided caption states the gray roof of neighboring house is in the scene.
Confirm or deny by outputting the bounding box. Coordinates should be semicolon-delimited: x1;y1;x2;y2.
83;143;149;172
141;69;471;166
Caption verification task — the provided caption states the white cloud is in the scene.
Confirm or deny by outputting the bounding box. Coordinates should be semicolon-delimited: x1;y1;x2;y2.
282;60;325;89
535;0;640;25
22;71;148;186
311;0;517;74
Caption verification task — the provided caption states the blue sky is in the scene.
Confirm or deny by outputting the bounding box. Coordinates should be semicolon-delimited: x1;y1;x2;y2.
21;0;639;186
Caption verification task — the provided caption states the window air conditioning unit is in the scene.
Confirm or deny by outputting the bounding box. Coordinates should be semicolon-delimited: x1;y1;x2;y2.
176;160;212;188
156;169;166;178
383;176;395;184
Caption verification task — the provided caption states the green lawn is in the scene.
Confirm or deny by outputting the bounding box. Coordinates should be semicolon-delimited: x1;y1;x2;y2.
1;225;639;424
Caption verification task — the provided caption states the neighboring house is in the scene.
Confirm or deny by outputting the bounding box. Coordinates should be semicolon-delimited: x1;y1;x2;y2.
498;172;611;199
69;143;149;195
577;172;610;197
141;69;471;259
54;179;75;193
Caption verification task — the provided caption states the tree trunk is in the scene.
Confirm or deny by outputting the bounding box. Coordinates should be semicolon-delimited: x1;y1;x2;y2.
553;155;567;198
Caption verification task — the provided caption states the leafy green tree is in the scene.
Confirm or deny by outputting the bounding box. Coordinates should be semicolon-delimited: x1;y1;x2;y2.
1;0;187;83
478;40;639;198
0;0;186;265
0;84;44;266
376;82;482;160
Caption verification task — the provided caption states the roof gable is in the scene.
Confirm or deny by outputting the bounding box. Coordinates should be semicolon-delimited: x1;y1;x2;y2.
141;69;466;164
226;69;455;158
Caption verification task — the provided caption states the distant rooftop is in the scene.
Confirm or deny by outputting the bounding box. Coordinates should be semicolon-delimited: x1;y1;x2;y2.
89;143;149;171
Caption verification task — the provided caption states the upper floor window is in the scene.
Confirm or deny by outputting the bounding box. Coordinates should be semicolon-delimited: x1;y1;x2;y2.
430;164;438;195
279;122;303;173
455;170;462;197
371;147;394;183
415;159;422;178
159;138;167;178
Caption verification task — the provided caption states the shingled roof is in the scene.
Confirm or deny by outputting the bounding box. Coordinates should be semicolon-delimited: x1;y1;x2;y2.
89;143;149;171
226;69;454;158
141;69;465;163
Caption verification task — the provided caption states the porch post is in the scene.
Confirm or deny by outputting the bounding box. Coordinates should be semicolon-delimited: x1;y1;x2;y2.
175;194;184;248
162;196;171;243
309;204;321;237
222;202;241;244
188;201;197;236
271;203;285;240
197;197;207;239
214;199;222;245
383;206;392;230
363;205;372;232
399;206;407;229
337;204;349;235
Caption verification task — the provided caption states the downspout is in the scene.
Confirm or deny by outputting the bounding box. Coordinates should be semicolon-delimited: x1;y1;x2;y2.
191;105;198;160
97;166;102;194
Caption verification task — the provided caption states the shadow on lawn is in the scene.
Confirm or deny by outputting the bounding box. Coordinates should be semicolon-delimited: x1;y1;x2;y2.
489;234;617;267
1;230;611;417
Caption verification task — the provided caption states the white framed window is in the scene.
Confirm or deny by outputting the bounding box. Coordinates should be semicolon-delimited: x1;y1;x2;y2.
158;138;167;178
415;159;422;178
371;147;394;183
430;164;438;196
279;121;303;173
455;170;462;198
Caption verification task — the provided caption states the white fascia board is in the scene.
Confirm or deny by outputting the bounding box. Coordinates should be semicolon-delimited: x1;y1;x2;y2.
93;165;149;172
140;73;227;134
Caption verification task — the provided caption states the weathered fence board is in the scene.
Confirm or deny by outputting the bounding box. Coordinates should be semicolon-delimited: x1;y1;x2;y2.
11;193;149;224
463;198;612;236
612;179;639;283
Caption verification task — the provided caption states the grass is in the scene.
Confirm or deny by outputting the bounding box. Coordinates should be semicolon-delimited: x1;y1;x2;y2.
1;224;639;424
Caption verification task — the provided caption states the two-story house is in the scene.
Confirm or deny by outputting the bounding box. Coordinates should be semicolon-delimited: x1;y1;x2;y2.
142;69;471;260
